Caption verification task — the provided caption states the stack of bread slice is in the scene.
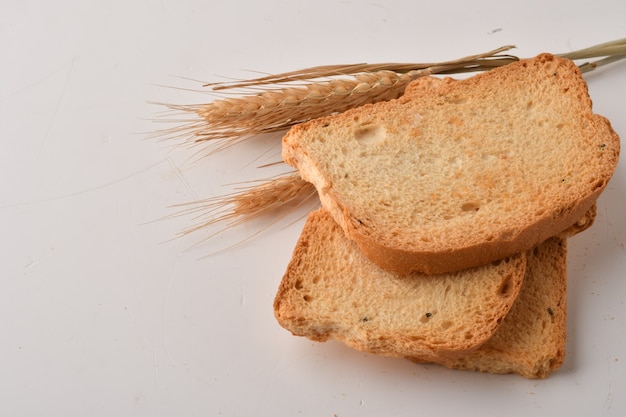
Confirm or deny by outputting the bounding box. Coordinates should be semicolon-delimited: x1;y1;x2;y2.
273;54;620;378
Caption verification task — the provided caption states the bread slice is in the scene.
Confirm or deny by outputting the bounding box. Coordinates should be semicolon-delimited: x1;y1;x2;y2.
274;208;527;360
275;207;595;377
282;54;619;274
408;236;568;378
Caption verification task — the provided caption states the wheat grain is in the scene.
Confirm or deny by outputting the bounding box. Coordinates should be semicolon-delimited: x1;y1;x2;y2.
228;172;316;221
173;172;317;237
161;71;415;151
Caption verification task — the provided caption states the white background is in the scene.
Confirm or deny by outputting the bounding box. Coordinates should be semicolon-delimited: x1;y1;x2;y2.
2;1;625;416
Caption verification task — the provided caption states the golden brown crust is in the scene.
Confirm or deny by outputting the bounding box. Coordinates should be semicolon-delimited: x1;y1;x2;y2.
350;193;597;275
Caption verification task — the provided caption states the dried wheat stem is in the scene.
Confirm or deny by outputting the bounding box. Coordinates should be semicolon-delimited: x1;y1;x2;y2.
558;37;626;74
558;37;626;61
206;45;517;89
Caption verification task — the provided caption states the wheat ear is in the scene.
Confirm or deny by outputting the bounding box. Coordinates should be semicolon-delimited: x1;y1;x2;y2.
171;172;317;238
161;70;410;151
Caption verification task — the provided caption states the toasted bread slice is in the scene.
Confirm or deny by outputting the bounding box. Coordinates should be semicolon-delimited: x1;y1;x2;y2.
275;207;594;377
282;54;619;274
274;209;526;359
408;236;568;378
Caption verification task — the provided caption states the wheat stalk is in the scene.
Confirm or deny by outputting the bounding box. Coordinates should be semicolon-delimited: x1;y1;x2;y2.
558;37;626;71
205;48;518;90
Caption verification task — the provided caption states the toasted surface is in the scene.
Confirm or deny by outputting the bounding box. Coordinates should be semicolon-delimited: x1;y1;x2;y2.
273;209;526;359
283;54;619;274
409;236;568;378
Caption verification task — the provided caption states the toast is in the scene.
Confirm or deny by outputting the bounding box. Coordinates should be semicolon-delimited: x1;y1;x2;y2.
274;207;595;377
408;235;568;378
282;54;619;274
274;209;526;359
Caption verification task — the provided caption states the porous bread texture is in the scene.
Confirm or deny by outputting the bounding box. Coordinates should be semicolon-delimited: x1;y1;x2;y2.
409;236;568;379
273;208;526;359
282;54;620;274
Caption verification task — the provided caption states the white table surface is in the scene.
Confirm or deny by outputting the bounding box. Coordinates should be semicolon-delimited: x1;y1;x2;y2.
2;1;625;416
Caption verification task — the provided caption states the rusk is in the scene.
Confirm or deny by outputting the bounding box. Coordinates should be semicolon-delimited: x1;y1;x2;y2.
274;209;526;359
409;235;568;378
282;54;619;274
274;208;591;377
